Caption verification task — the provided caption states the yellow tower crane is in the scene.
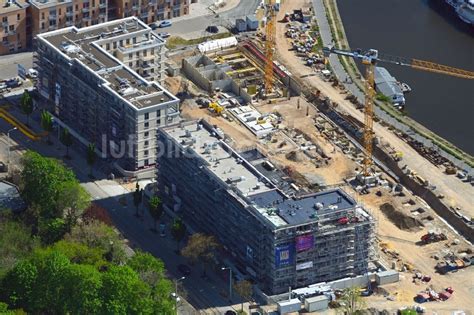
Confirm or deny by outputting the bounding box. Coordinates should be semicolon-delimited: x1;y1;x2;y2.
264;0;276;94
322;46;474;177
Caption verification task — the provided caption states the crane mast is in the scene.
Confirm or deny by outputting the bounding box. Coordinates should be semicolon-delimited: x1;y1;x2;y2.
322;46;474;177
264;0;276;94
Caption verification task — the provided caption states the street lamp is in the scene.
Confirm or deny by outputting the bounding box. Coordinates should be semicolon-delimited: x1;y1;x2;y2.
174;276;185;315
221;266;232;301
7;127;17;165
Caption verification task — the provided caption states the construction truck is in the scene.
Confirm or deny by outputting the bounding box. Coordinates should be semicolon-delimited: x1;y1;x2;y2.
208;102;224;115
420;231;447;244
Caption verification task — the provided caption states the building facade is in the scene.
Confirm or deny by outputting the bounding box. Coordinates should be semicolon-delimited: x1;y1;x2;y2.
112;0;190;24
28;0;108;46
35;17;179;175
0;0;28;55
157;120;376;295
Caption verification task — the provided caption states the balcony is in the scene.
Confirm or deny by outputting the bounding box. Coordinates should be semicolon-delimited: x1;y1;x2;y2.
99;2;107;8
49;14;57;20
66;11;73;17
141;11;149;18
82;7;90;13
65;20;74;26
2;21;8;27
8;29;16;36
48;24;57;31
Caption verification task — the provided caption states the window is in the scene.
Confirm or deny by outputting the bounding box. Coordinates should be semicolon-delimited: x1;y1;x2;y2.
17;33;20;40
156;110;161;117
113;42;117;49
41;12;45;20
136;51;139;57
144;113;149;120
119;40;123;46
9;25;14;31
144;132;149;137
144;140;149;146
76;4;78;10
144;150;149;156
126;38;130;44
2;37;7;43
106;43;110;50
129;62;133;67
128;53;132;59
144;122;149;128
58;9;61;15
17;14;20;21
143;50;147;57
41;22;45;29
2;17;7;23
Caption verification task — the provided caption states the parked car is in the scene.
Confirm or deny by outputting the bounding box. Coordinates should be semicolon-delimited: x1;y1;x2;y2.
149;22;160;30
178;264;191;276
206;25;219;33
5;77;22;88
158;20;172;28
27;68;38;79
225;311;237;315
157;32;171;38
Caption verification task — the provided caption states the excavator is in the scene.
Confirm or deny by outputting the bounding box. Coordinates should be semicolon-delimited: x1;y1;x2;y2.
322;46;474;177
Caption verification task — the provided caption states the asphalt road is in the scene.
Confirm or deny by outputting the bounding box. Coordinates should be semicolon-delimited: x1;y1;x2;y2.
166;0;261;37
0;52;33;80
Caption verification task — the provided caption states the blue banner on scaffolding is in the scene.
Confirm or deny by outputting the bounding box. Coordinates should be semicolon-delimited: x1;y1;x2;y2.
275;244;294;268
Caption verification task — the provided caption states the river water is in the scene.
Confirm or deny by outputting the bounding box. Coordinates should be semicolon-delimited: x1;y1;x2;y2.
337;0;474;155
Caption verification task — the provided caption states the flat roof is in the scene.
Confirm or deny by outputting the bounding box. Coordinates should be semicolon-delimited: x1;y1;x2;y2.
0;0;27;14
165;121;273;197
249;189;356;226
163;120;365;228
37;17;176;110
29;0;72;9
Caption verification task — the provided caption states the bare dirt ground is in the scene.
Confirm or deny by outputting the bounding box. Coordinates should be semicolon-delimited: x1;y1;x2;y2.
270;0;474;312
274;0;473;218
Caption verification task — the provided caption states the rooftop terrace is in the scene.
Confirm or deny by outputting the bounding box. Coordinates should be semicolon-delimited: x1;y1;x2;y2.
164;120;365;228
37;17;175;110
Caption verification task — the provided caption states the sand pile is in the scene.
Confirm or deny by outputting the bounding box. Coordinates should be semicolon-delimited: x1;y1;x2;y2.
380;203;424;231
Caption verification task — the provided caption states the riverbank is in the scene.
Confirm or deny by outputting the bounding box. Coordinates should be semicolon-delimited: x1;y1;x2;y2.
325;0;473;170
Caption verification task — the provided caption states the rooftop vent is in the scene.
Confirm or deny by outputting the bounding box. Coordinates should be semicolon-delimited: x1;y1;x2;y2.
227;176;244;184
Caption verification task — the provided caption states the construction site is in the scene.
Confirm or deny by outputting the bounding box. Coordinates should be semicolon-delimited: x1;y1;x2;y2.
164;0;474;312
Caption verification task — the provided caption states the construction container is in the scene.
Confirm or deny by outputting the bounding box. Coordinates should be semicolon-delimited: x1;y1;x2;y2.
375;270;399;285
277;298;301;314
246;15;259;31
304;295;329;312
235;18;247;32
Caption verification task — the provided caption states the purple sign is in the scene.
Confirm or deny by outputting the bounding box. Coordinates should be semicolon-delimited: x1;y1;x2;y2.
295;234;314;252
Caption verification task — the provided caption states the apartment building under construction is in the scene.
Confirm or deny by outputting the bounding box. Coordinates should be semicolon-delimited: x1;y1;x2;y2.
157;120;376;295
35;17;179;175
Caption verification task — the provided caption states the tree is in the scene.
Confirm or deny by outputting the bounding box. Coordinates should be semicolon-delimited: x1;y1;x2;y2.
0;220;39;277
181;233;218;276
40;110;53;144
133;182;143;218
66;221;127;265
0;245;174;315
20;151;76;218
56;181;91;230
148;196;163;232
100;265;154;314
233;280;253;312
170;218;186;252
20;90;33;126
86;143;97;178
60;128;73;159
38;218;67;245
339;287;366;315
